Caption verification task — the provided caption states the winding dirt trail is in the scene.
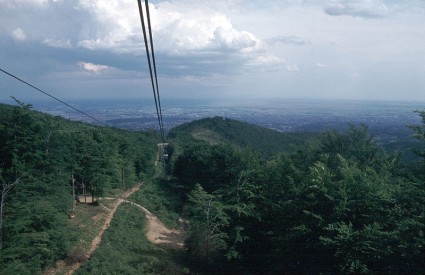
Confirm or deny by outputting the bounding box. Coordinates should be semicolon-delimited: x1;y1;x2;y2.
122;200;185;249
45;183;184;275
63;184;142;275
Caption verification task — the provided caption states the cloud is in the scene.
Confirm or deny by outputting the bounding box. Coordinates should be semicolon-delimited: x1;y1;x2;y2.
286;63;299;72
74;0;259;54
267;35;309;46
3;0;424;101
151;4;260;55
209;27;258;52
79;62;112;73
1;0;49;8
42;38;72;48
255;54;285;65
324;1;389;18
12;28;26;41
71;0;261;78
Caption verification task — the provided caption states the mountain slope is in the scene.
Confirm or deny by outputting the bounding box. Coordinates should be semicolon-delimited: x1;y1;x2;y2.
0;103;160;273
168;116;316;157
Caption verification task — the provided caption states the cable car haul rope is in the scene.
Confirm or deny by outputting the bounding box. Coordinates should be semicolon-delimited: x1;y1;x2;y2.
137;0;165;144
137;0;169;163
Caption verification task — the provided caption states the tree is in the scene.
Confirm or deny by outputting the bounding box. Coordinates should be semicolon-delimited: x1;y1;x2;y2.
410;110;425;163
186;184;229;266
0;175;19;253
174;144;246;193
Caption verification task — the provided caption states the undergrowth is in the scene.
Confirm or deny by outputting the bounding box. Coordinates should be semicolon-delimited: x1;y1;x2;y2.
75;204;188;274
128;179;183;229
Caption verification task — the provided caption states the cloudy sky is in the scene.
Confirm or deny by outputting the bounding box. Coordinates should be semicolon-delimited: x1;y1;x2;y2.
1;0;425;102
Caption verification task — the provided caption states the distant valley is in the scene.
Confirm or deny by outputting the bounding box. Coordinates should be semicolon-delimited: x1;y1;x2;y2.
31;98;424;157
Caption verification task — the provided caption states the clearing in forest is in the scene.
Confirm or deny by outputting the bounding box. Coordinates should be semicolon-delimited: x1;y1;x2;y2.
44;183;184;275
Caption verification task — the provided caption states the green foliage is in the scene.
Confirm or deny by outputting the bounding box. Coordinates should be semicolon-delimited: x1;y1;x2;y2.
168;116;316;158
174;144;250;193
129;179;182;229
410;110;425;160
76;204;188;275
185;184;229;264
1;102;424;274
172;122;425;274
0;103;158;273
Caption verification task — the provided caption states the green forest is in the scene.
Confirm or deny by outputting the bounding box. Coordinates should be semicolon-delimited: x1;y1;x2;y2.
0;102;159;274
1;102;424;274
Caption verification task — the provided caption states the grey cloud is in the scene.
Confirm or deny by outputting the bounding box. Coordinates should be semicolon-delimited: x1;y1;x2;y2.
267;35;309;46
156;51;248;77
324;1;388;19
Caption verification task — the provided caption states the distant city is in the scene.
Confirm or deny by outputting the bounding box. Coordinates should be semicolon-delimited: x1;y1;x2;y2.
29;97;424;154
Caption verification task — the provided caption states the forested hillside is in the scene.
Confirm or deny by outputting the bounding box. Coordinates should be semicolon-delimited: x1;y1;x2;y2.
1;102;424;274
171;113;425;274
0;102;159;274
168;116;316;157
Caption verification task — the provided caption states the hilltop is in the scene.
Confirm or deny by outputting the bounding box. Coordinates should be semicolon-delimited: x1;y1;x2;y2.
168;116;316;157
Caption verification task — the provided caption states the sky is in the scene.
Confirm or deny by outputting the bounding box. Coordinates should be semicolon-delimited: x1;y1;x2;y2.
1;0;425;103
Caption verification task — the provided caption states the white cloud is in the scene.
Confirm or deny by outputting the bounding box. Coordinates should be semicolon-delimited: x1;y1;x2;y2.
209;27;258;52
42;38;71;48
150;3;261;56
79;62;111;73
74;0;260;56
286;63;299;72
75;0;141;53
255;54;285;65
1;0;49;8
11;28;26;41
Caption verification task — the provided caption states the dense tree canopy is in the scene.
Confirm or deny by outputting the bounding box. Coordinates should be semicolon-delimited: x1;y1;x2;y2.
173;118;425;274
1;102;424;274
0;103;158;273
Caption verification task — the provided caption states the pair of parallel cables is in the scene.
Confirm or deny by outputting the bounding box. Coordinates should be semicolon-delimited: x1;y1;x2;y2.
137;0;166;143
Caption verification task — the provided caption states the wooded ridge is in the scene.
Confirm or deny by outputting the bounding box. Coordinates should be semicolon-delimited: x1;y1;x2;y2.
0;102;158;274
1;103;424;274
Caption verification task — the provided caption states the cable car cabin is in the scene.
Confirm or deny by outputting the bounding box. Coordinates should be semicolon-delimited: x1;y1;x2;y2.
157;143;169;164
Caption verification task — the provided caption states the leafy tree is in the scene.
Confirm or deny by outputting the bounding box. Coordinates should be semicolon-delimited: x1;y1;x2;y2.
410;110;425;161
186;184;229;262
0;175;19;253
174;144;247;193
0;102;159;272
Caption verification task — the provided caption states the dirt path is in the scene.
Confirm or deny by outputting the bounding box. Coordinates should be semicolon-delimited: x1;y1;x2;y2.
45;183;184;275
44;184;141;275
66;184;141;275
122;200;185;249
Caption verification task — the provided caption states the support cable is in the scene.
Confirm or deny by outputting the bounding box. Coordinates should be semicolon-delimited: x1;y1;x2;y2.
0;68;109;127
144;0;164;135
137;0;165;143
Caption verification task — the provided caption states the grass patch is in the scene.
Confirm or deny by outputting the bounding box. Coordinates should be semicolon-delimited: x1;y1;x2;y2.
128;179;183;229
75;204;189;274
69;203;109;252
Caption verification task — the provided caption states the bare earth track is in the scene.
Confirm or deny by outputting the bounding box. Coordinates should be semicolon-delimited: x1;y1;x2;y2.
122;200;185;250
44;183;184;275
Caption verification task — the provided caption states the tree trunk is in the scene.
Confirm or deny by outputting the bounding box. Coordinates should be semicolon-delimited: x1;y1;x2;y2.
121;167;124;189
0;195;4;253
71;173;76;211
0;178;20;254
83;179;87;203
